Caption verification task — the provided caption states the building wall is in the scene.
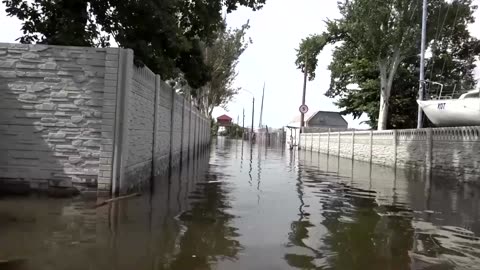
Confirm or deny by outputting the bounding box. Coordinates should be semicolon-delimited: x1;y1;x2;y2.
303;127;350;133
306;112;348;128
299;127;480;183
0;43;210;195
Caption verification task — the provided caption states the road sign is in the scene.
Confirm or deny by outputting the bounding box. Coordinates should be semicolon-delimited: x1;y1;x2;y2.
299;104;309;114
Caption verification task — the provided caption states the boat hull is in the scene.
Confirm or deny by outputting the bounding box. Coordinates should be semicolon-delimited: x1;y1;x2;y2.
417;99;480;127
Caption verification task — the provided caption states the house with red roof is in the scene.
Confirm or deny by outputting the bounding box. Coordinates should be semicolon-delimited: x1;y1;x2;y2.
216;114;232;126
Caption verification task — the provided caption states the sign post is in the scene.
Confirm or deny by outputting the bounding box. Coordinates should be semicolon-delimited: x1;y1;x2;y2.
298;105;309;149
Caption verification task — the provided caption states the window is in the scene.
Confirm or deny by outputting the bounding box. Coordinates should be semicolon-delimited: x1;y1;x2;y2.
463;92;479;99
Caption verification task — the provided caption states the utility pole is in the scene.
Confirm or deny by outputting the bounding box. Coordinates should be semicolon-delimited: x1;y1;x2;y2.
417;0;428;129
242;108;245;139
259;82;265;128
300;53;308;130
251;97;255;141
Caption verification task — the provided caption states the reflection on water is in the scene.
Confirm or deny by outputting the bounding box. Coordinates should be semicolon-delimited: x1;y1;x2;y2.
0;138;480;269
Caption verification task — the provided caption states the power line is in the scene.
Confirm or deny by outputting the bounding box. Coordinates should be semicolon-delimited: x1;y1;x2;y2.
428;0;454;82
438;1;461;76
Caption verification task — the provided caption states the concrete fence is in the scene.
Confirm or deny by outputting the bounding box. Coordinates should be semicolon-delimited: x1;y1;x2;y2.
256;128;286;145
299;126;480;183
0;43;210;195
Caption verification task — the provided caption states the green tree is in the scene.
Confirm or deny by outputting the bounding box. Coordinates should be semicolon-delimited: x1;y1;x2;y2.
168;19;251;116
296;0;480;130
198;20;251;116
3;0;265;89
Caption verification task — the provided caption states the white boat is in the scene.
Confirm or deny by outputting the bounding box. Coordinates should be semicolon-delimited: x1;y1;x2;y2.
417;89;480;127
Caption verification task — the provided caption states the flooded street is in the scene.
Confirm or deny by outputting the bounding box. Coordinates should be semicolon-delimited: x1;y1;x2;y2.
1;137;480;270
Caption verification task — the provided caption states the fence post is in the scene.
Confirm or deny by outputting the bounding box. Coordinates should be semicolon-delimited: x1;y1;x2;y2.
426;128;432;170
351;130;355;160
327;129;331;155
337;132;341;156
151;74;161;178
369;130;373;164
188;98;193;158
393;130;397;167
298;128;302;150
318;132;321;153
310;133;313;152
179;96;186;164
112;48;133;195
193;111;197;157
168;88;175;171
195;111;199;157
200;117;203;150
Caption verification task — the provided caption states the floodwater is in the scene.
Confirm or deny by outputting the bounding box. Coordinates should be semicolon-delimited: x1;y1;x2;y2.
1;137;480;270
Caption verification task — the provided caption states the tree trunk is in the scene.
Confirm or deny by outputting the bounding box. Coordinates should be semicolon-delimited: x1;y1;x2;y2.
377;92;389;130
377;51;402;130
194;86;209;116
377;62;389;130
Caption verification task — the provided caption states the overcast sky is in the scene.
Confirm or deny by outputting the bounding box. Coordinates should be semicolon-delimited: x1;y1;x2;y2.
2;0;480;129
220;0;480;129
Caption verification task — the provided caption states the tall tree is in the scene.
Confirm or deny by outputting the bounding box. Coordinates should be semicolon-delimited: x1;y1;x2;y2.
3;0;266;89
295;0;480;130
198;20;251;116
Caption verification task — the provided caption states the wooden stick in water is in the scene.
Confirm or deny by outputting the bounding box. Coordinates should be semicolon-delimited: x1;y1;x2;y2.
95;193;140;208
0;258;26;269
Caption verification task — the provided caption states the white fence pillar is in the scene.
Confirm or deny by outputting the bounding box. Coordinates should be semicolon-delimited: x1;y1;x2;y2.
369;130;373;164
318;132;321;153
327;129;331;155
393;130;397;167
426;128;432;170
337;132;341;155
351;131;355;159
310;133;313;151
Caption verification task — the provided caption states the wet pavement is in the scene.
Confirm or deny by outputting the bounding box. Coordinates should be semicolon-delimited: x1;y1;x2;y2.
1;137;480;270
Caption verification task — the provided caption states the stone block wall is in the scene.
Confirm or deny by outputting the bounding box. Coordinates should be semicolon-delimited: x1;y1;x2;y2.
119;66;156;191
181;97;191;160
0;43;118;192
299;126;480;183
319;133;329;153
371;131;396;166
396;129;427;168
328;132;339;156
188;110;195;159
117;64;210;194
429;128;480;181
0;43;210;195
171;94;184;166
154;80;173;175
192;111;198;158
311;134;320;152
339;132;354;159
352;131;371;163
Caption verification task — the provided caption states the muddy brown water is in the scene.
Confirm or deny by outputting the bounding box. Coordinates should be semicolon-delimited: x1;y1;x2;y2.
1;137;479;270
